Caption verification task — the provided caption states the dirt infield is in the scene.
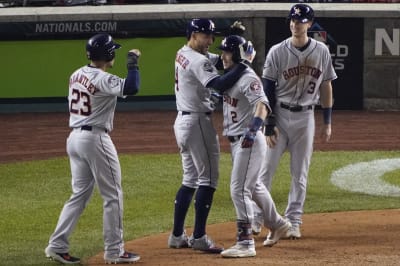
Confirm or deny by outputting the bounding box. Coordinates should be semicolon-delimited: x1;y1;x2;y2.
1;110;400;265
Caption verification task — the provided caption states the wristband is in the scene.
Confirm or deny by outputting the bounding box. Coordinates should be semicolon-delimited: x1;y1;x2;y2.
264;114;276;136
249;117;263;132
322;107;332;124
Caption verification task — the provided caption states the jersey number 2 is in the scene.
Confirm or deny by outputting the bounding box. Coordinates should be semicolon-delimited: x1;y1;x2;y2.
70;88;91;116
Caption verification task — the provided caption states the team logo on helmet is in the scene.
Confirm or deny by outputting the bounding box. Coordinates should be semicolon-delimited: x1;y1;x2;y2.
294;7;302;16
289;4;314;23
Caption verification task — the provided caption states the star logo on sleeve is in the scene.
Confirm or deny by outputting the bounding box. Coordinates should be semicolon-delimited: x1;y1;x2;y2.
203;61;214;72
250;81;262;93
108;76;121;87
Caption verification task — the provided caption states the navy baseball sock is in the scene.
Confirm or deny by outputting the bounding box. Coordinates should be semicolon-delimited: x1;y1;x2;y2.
237;221;253;241
193;186;215;239
172;185;195;237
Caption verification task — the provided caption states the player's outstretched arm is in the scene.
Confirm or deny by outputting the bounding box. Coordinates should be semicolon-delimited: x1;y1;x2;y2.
123;49;141;96
207;41;256;93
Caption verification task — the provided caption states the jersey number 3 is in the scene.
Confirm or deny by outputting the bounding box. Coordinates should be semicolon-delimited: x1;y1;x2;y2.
70;88;91;116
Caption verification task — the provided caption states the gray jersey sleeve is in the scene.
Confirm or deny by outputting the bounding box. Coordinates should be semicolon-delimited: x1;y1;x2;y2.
262;43;282;81
321;44;337;81
191;56;219;87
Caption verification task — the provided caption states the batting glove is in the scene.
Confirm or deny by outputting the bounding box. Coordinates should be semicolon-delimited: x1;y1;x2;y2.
239;41;256;65
127;50;140;70
210;90;223;110
241;116;263;148
241;128;257;148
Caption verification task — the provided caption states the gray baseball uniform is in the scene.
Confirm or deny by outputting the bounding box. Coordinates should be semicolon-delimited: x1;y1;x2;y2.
260;37;337;226
174;45;220;189
48;65;129;259
223;67;287;230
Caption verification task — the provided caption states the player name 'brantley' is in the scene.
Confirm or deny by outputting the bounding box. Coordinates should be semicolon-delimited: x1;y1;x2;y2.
70;73;97;94
283;65;322;80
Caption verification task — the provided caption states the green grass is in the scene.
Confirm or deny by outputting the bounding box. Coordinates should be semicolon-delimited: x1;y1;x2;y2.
0;151;399;265
381;169;400;187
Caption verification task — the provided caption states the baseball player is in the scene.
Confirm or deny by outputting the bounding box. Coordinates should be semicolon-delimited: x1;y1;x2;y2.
45;33;141;264
168;18;255;253
253;4;336;239
216;35;291;258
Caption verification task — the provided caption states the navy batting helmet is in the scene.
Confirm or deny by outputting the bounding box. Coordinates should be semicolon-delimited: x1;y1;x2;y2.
186;18;215;40
218;35;247;63
288;4;314;23
86;33;121;62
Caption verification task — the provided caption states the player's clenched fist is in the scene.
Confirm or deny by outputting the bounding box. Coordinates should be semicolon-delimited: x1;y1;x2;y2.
127;49;141;69
129;49;141;57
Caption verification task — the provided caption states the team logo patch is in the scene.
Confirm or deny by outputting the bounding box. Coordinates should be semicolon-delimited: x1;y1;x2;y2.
203;61;214;72
108;76;120;87
250;81;262;93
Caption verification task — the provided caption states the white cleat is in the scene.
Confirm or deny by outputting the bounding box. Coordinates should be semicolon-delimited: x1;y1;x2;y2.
286;225;301;239
191;234;224;253
221;239;256;258
104;251;140;264
168;231;190;248
263;220;292;247
44;246;80;264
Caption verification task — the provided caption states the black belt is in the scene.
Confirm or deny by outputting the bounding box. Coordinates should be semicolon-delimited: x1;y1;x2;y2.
81;125;107;133
181;111;211;116
227;135;242;143
81;125;93;131
280;103;313;112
